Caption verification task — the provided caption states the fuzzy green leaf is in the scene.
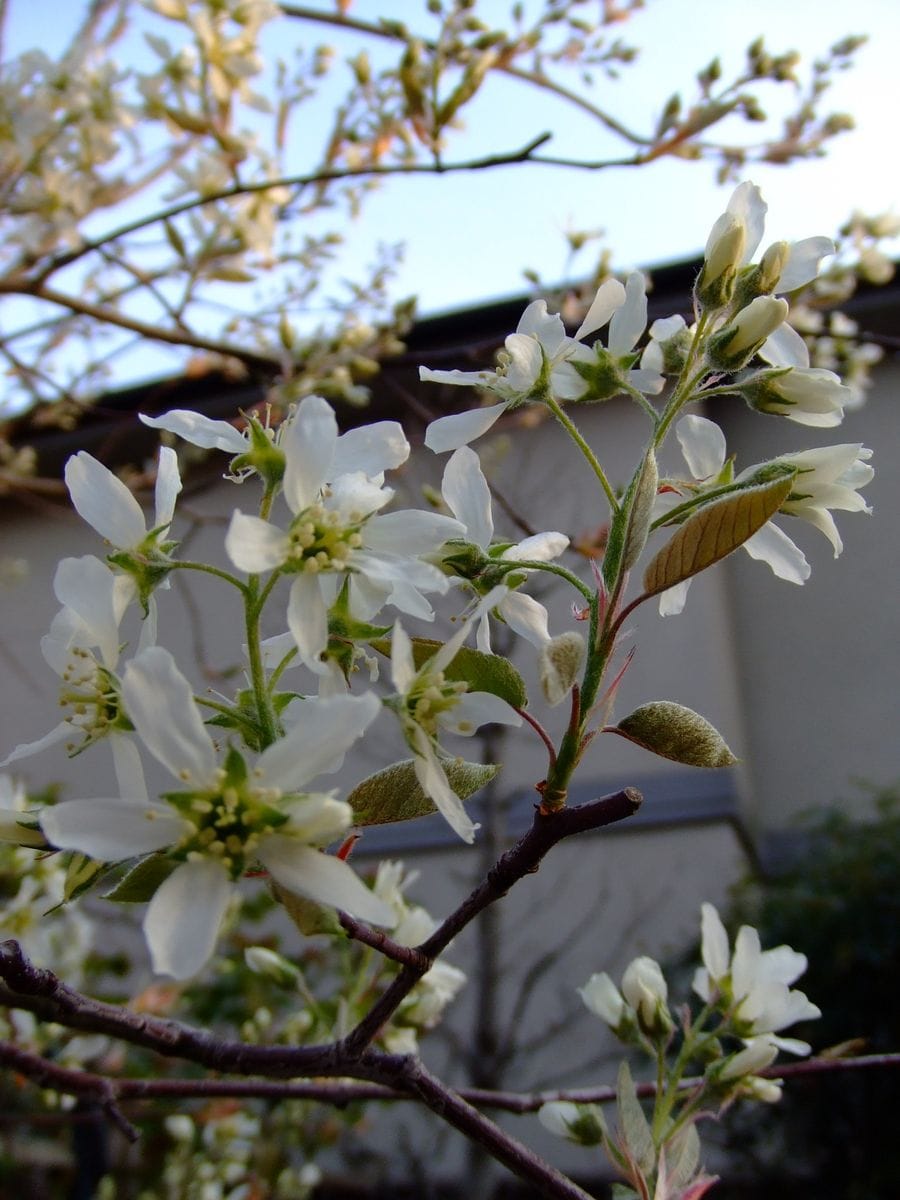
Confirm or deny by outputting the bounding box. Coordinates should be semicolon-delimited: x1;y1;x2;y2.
616;1061;655;1176
347;758;499;827
642;471;794;597
612;701;737;768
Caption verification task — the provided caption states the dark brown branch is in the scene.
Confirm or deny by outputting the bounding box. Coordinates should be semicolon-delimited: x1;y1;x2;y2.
0;791;639;1075
3;1039;897;1115
341;787;642;1054
338;912;433;970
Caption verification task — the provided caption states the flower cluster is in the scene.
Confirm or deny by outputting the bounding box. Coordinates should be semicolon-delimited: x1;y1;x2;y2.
540;903;821;1196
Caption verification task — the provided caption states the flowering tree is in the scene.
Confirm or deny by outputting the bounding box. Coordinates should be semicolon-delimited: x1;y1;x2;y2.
0;3;896;1198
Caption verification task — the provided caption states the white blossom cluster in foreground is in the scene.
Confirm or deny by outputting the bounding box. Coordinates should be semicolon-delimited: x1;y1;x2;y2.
0;179;874;1200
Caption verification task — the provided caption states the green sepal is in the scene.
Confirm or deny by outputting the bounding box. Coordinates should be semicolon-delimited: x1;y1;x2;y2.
103;854;177;903
572;346;629;403
612;701;738;768
439;538;492;580
370;637;527;710
222;743;248;785
347;758;499;826
229;415;285;490
62;852;111;904
642;469;795;598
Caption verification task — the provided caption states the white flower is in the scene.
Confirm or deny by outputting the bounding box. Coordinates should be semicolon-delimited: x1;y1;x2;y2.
140;403;409;483
656;415;811;615
440;447;568;651
693;902;820;1054
400;960;467;1029
1;556;147;799
65;447;181;625
41;646;393;979
421;279;627;452
739;366;850;428
719;1035;784;1103
224;395;462;674
621;955;672;1036
742;442;874;557
699;181;833;307
538;1101;605;1146
390;587;521;843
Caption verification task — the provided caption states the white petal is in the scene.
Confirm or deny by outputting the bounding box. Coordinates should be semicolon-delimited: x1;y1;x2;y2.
517;299;566;351
431;585;508;673
144;860;233;979
256;692;381;789
328;472;392;519
700;902;730;981
122;647;218;784
53;556;120;667
391;621;417;692
498;591;552;648
742;523;810;584
1;722;71;767
759;322;809;368
440;691;521;735
728;181;767;262
658;579;691;617
442;448;493;547
418;366;493;388
364;511;464;555
286;573;329;674
154;446;182;527
110;735;149;803
778;237;834;292
260;839;394;926
503;333;544;392
225;511;290;573
475;612;493;654
676;415;726;479
65;452;147;548
424;404;508;452
140;410;247;454
503;531;568;563
413;733;478;844
608;272;647;355
573;277;626;341
333;421;409;476
41;798;186;859
281;395;337;513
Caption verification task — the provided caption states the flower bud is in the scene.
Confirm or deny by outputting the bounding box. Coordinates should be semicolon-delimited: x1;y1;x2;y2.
539;632;585;706
720;1036;779;1080
696;213;746;310
538;1101;605;1146
706;297;789;370
579;972;626;1027
244;946;302;989
621;956;673;1039
735;240;789;304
